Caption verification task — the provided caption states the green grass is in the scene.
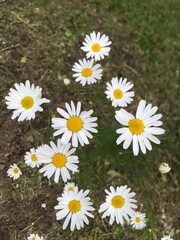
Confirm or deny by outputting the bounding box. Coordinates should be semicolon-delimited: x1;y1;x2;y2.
0;0;179;239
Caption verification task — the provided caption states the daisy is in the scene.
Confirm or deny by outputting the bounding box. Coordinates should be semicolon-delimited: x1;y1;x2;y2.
161;236;173;240
99;185;137;225
38;139;79;183
81;31;112;61
105;77;134;107
54;189;95;231
24;147;42;168
5;80;50;121
7;163;22;180
158;162;171;174
27;233;44;240
115;100;165;156
130;211;147;230
64;182;78;193
72;58;103;86
51;101;98;147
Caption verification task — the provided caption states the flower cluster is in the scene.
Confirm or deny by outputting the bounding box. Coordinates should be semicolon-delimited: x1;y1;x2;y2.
72;31;111;86
4;31;171;238
54;183;147;231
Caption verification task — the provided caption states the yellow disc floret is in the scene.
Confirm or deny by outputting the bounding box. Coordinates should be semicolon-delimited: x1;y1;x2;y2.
82;68;92;77
67;116;83;132
135;217;141;223
111;195;125;208
68;200;81;213
113;89;123;99
128;118;144;135
13;168;19;174
21;96;34;109
31;154;38;162
91;43;101;52
52;153;66;168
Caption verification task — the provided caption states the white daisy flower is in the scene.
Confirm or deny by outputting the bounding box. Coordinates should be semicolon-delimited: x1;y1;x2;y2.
54;189;95;231
24;147;42;168
161;235;173;240
5;80;50;121
99;185;137;225
7;163;22;180
105;77;134;107
51;101;98;147
115;100;165;156
72;58;103;86
81;31;112;61
64;182;78;193
27;233;43;240
158;162;171;174
130;211;147;230
38;139;79;183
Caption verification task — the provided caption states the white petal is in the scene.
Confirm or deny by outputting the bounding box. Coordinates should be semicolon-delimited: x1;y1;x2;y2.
137;135;146;154
63;212;72;229
57;108;70;119
123;132;133;149
54;168;60;183
132;135;139;156
136;100;146;118
143;132;161;144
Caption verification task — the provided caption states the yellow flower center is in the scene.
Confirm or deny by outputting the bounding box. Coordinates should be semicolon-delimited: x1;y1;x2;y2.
68;200;81;213
113;89;124;99
128;118;144;135
31;154;38;162
21;96;34;109
67;116;83;132
111;195;125;208
82;68;92;77
68;187;74;192
13;168;19;174
91;43;101;52
52;153;66;168
32;237;36;240
135;217;141;223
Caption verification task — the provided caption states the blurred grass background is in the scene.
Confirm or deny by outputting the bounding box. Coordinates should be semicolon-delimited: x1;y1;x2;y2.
0;0;179;239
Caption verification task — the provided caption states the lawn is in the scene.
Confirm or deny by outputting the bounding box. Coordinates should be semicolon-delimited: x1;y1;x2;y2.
0;0;179;239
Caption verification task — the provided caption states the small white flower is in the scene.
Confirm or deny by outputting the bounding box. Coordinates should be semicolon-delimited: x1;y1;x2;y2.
99;185;137;225
158;163;171;174
64;182;78;193
161;235;173;240
27;233;44;240
64;78;71;85
81;31;112;61
7;163;22;180
38;139;79;183
105;77;134;107
55;189;95;231
115;100;165;156
72;58;103;86
5;80;50;121
24;147;42;168
130;211;147;230
51;101;98;147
